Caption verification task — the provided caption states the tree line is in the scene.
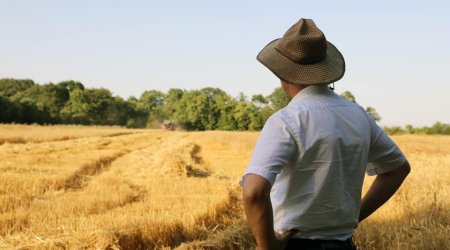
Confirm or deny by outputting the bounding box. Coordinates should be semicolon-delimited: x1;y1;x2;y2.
0;77;415;132
383;122;450;135
0;78;286;130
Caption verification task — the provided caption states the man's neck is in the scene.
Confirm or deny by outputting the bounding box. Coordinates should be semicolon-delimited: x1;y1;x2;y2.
280;80;308;98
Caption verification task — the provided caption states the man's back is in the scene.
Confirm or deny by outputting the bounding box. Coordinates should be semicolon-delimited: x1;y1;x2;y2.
245;85;373;238
278;84;374;237
242;18;409;250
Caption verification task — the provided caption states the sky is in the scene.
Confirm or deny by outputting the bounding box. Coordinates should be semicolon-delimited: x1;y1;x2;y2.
1;0;449;126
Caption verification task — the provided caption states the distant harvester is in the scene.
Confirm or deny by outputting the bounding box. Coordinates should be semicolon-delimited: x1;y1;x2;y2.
161;120;175;131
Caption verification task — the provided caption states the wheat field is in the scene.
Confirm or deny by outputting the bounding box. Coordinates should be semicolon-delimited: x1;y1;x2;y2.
0;125;448;249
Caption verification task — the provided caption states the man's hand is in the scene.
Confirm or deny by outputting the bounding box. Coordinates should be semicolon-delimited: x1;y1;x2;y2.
243;174;298;250
273;230;297;249
254;230;297;250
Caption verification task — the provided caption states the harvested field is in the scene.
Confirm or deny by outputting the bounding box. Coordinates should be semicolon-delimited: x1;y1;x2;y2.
0;125;448;249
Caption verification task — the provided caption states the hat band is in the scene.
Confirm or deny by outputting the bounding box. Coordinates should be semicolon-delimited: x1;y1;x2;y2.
275;46;327;65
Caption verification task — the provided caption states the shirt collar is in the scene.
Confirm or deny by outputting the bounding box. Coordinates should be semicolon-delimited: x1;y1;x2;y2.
290;84;332;103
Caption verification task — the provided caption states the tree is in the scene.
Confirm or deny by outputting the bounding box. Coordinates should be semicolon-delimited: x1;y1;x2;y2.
267;87;291;111
60;88;90;124
251;94;268;105
84;88;118;125
365;106;381;122
171;88;221;130
108;96;133;126
340;90;381;122
0;78;389;130
165;87;239;130
429;122;450;135
237;92;247;102
215;92;238;130
340;91;356;103
139;90;165;127
57;80;84;91
233;101;266;131
61;87;129;125
19;98;50;124
405;124;415;134
0;78;35;97
0;95;22;123
12;83;69;123
163;88;185;120
125;96;148;128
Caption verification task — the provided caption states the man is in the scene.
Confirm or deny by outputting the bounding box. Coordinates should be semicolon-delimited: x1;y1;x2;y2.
241;18;410;250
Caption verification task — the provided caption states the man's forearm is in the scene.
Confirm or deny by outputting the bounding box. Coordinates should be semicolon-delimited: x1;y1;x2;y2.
359;161;411;222
242;174;276;250
244;193;275;249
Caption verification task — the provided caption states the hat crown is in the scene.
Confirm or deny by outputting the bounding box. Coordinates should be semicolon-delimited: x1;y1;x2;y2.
276;19;328;65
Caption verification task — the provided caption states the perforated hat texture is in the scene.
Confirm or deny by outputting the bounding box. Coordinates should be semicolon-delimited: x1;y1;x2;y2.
257;18;345;85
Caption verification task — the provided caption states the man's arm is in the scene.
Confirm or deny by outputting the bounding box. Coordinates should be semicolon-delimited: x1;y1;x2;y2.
359;160;411;222
242;174;276;250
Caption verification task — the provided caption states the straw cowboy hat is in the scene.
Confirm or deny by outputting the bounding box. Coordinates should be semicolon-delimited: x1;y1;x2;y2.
257;18;345;85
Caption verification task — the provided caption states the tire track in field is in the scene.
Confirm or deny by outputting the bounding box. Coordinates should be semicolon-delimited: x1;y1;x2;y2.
62;133;164;190
57;133;184;214
0;133;165;236
63;150;128;190
0;133;159;215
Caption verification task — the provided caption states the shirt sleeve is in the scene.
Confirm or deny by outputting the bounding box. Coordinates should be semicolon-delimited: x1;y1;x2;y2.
366;116;407;176
240;112;297;186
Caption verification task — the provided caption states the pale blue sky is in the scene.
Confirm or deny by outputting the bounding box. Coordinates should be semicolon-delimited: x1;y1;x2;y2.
1;1;449;126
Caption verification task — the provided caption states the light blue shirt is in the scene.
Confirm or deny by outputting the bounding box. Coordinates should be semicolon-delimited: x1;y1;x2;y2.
242;85;406;240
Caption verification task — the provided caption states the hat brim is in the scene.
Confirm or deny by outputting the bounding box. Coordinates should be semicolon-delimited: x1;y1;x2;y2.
257;39;345;85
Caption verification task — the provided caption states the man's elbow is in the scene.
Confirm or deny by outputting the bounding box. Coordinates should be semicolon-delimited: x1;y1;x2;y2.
243;185;267;204
242;174;271;203
383;160;411;180
399;160;411;178
243;188;261;204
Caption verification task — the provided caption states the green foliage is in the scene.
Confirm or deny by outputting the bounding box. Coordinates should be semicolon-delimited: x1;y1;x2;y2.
0;78;35;97
251;94;268;105
125;97;148;128
365;106;381;122
0;95;22;123
139;90;166;128
383;126;406;135
383;122;450;135
4;78;447;134
85;88;117;125
60;88;90;124
234;102;265;130
339;91;356;103
171;88;221;130
57;80;85;91
12;83;69;123
60;88;132;126
18;98;50;124
340;90;381;122
215;92;238;130
267;87;292;111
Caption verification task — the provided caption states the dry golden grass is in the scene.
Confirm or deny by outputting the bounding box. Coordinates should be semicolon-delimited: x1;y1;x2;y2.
0;124;139;145
0;125;448;249
354;135;450;249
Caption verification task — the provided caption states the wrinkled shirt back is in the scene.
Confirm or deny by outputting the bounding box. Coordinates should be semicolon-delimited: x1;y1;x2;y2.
242;85;406;239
